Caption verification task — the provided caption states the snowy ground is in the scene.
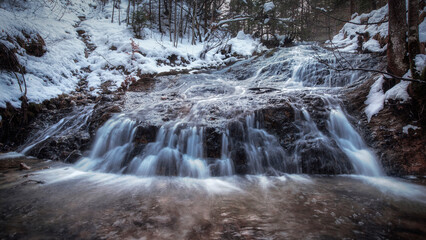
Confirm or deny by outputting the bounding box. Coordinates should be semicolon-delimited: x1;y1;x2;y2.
0;0;263;108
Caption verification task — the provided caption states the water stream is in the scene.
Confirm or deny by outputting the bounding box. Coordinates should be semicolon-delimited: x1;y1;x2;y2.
74;45;382;177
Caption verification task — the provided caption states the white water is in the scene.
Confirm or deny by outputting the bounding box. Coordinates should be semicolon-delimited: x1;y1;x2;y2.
20;45;383;178
328;107;383;176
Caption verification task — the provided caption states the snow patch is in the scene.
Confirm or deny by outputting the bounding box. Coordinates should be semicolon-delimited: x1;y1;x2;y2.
0;1;263;108
364;76;385;122
415;54;426;72
228;31;260;56
263;2;275;12
402;125;419;134
385;81;410;103
0;2;87;108
419;16;426;42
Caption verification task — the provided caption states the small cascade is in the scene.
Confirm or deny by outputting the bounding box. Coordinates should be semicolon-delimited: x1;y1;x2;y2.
241;114;289;174
211;131;234;176
76;117;211;178
247;45;356;88
327;107;383;176
290;106;353;174
75;114;137;173
127;124;210;178
19;105;94;155
74;99;383;178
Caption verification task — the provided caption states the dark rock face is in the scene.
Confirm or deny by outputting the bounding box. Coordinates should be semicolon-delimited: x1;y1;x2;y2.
134;125;158;144
205;127;221;159
230;144;248;174
0;91;125;162
298;139;353;174
345;76;426;176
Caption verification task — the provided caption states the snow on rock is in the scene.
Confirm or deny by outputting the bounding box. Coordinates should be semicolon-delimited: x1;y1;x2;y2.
364;75;385;122
385;80;411;103
327;4;388;53
365;73;412;122
403;124;420;134
420;7;426;43
363;38;386;53
227;31;261;56
415;54;426;72
263;2;275;13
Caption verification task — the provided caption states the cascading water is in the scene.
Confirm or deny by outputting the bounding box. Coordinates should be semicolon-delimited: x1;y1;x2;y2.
75;114;137;173
328;107;383;176
19;105;94;155
127;124;210;178
20;45;382;178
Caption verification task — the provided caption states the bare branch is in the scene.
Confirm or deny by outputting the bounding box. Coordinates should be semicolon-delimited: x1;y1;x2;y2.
315;54;426;84
306;0;388;26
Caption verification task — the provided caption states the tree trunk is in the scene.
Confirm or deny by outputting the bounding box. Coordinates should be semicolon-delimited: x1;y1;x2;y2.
180;2;183;39
408;0;421;77
159;0;162;33
350;0;355;17
192;1;196;45
371;0;377;10
164;0;169;16
149;0;152;20
132;0;136;25
174;0;178;47
126;0;130;25
169;0;172;42
387;0;408;77
111;0;115;23
118;1;121;25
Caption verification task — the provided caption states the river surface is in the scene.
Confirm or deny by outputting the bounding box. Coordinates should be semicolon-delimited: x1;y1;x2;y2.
1;45;425;239
0;158;425;239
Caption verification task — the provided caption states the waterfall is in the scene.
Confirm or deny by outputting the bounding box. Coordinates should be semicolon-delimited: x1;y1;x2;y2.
16;45;382;178
327;107;383;176
75;114;137;173
127;124;210;178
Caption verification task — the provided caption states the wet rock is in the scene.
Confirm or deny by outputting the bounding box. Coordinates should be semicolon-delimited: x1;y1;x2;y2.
128;77;156;92
19;163;31;170
230;144;248;174
344;76;426;176
64;150;83;163
228;121;245;142
134;125;158;144
205;127;221;159
299;140;353;174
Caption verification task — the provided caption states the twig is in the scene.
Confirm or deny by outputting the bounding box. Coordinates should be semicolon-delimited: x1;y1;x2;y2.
316;56;426;84
93;50;116;68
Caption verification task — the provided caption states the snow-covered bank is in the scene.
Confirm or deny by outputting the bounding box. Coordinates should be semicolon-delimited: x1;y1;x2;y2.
327;5;388;53
0;0;263;108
